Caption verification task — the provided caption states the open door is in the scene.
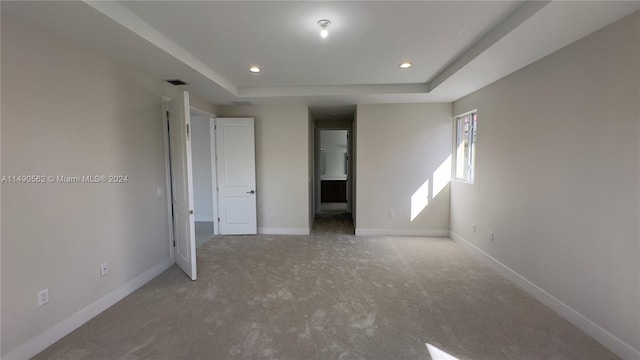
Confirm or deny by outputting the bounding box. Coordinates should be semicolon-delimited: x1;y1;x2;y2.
216;118;257;235
169;91;197;280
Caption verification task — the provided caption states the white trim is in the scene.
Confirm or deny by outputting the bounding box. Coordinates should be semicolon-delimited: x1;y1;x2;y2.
3;258;174;360
355;228;449;237
258;227;310;235
449;231;640;360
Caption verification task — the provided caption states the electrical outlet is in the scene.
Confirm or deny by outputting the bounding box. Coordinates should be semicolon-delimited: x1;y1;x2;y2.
38;289;49;306
100;262;109;277
472;224;477;232
388;210;394;219
156;186;164;197
488;231;494;242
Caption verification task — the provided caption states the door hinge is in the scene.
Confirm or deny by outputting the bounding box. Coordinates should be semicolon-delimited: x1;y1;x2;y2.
217;217;220;222
173;240;176;247
189;209;194;215
214;125;217;130
186;123;190;140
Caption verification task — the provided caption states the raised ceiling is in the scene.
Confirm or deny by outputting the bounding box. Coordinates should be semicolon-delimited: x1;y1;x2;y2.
3;1;639;109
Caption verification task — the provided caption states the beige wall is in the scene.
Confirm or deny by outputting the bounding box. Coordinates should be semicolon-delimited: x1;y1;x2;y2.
187;91;216;115
217;104;309;234
356;103;452;236
451;12;639;355
1;19;171;355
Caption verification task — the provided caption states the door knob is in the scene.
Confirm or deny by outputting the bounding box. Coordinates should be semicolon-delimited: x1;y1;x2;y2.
247;190;255;194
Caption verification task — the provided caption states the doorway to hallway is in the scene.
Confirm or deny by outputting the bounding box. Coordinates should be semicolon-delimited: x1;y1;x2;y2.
313;127;354;235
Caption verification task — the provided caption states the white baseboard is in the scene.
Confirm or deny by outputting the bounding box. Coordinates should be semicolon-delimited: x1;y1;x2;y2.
3;258;174;360
355;228;449;237
258;227;310;235
449;231;640;360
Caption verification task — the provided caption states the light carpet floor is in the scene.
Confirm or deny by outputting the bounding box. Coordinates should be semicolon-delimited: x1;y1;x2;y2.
312;212;354;235
34;231;617;359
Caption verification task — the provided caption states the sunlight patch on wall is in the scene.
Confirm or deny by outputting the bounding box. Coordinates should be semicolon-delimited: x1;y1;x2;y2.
410;179;429;221
433;154;451;198
426;343;460;360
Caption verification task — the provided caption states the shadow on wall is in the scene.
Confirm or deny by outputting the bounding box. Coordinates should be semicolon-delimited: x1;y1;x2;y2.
410;154;452;222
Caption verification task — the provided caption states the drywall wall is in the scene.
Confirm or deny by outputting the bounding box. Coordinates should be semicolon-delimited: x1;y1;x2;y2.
187;91;216;115
355;103;452;236
191;115;213;222
451;12;639;357
1;19;172;356
216;104;309;234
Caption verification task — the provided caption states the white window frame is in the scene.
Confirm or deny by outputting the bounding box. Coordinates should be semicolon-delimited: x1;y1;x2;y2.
454;110;477;183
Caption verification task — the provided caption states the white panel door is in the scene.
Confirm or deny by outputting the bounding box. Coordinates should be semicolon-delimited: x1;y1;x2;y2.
169;91;197;280
216;118;257;235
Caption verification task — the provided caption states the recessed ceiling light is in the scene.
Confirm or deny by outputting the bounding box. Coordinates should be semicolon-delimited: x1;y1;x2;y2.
249;66;261;73
400;62;412;69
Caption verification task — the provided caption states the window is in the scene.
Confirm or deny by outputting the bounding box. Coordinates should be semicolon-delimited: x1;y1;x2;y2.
455;111;477;182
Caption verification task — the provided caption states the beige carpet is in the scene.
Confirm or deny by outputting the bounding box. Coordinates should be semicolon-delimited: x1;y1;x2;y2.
34;230;617;359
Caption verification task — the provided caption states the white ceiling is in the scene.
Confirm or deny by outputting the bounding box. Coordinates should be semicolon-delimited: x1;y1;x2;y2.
3;1;640;115
118;1;520;87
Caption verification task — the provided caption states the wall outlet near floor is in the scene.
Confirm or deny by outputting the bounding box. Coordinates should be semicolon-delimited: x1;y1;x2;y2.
38;289;49;306
388;210;394;219
472;224;477;232
488;231;494;242
156;186;164;197
100;262;109;277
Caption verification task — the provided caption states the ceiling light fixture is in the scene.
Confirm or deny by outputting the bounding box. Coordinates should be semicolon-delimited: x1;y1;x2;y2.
318;19;331;38
249;66;261;73
400;62;412;69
